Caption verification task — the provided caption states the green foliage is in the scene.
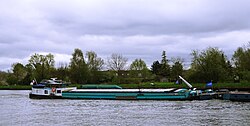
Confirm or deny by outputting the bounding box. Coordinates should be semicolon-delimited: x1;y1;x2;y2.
6;74;17;85
189;47;232;83
28;53;55;82
22;64;35;85
119;82;188;89
232;44;250;81
160;51;171;77
98;71;114;83
2;44;250;86
53;63;70;82
151;51;180;82
69;48;89;84
1;82;250;90
151;60;161;75
129;58;151;79
117;82;250;89
0;85;31;90
170;58;184;80
85;51;104;83
111;77;143;84
86;51;104;71
0;71;10;85
121;78;143;84
130;59;147;71
12;63;27;85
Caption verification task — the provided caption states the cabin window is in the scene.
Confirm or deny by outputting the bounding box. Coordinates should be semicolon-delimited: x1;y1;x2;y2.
44;90;48;94
56;90;61;94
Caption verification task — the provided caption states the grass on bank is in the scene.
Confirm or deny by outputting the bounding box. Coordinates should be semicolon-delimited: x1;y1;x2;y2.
118;82;250;89
37;82;250;89
0;82;250;90
0;85;32;90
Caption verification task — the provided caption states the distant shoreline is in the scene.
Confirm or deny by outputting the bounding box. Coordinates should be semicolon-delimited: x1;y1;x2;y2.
0;86;31;90
1;84;250;91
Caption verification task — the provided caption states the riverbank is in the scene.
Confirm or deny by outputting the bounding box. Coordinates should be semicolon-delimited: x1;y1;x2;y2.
119;82;250;91
0;85;31;90
1;82;250;90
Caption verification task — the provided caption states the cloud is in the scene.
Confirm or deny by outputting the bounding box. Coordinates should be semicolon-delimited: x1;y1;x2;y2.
0;0;250;70
31;0;250;35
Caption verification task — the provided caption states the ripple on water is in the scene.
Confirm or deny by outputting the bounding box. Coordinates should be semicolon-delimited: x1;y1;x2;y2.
0;90;250;126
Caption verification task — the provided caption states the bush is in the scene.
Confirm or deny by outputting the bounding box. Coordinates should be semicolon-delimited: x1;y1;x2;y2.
0;81;8;86
121;78;143;84
241;71;250;82
111;77;143;84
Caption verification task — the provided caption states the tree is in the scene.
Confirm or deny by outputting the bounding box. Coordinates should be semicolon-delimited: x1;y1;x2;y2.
160;51;171;77
232;43;250;81
106;53;128;84
170;57;184;80
23;64;35;84
28;53;55;82
86;51;104;71
12;63;27;85
130;59;150;78
107;53;128;71
130;59;147;71
151;60;161;75
189;47;230;83
69;48;89;84
85;51;104;83
0;71;10;85
55;62;70;81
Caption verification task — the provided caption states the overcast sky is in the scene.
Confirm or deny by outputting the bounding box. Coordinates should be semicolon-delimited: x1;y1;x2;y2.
1;0;250;71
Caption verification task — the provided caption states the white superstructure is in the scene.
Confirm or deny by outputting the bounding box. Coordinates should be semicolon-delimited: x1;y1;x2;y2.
29;78;76;99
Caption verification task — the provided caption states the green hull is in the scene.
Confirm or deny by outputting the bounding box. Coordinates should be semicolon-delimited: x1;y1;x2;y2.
62;90;191;100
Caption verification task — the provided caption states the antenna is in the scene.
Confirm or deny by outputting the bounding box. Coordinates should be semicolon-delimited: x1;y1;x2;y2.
178;76;193;89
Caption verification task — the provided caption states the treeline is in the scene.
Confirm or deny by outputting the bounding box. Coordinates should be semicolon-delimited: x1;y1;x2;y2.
0;44;250;85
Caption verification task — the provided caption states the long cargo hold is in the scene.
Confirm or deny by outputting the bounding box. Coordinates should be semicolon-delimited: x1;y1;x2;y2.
62;88;193;100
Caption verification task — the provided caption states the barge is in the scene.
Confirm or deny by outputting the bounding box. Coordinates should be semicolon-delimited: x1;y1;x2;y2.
29;76;213;100
61;76;211;100
223;91;250;102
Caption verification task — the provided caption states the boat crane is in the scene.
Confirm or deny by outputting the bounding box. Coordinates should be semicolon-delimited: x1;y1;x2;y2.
178;76;196;90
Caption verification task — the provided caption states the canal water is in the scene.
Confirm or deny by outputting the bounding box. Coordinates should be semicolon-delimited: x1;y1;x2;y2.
1;90;250;126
